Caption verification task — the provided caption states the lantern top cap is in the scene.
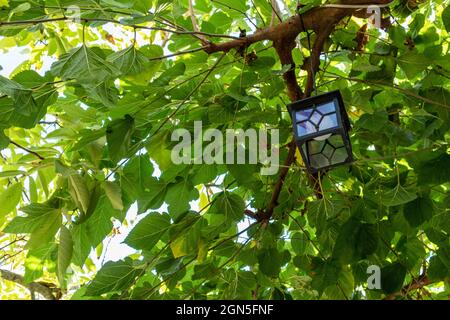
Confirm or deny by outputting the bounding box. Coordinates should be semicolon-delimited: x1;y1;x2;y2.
287;90;343;111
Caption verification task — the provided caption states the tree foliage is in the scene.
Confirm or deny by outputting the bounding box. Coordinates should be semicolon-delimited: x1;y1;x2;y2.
0;0;449;300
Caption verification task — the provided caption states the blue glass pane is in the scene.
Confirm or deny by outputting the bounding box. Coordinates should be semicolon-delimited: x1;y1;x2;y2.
319;113;338;131
317;101;336;114
297;121;316;136
310;111;322;125
296;109;313;122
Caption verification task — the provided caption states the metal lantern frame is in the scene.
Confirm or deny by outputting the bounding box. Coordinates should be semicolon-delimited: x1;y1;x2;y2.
287;90;354;173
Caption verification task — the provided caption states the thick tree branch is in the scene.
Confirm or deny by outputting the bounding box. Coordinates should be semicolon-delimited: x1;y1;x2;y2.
203;0;392;54
266;139;297;217
0;269;58;300
302;25;335;96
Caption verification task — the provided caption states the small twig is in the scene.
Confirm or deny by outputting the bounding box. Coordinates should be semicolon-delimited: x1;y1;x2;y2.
269;0;283;26
188;0;209;45
9;140;45;160
250;0;266;26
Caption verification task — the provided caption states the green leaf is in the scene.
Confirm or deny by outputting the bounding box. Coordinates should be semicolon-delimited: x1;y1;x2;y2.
26;212;61;250
51;45;118;83
68;174;90;214
71;224;92;267
398;51;431;79
442;5;450;33
57;226;73;288
428;255;449;281
382;184;417;207
169;216;204;258
403;197;434;228
416;154;450;186
124;213;170;251
75;182;102;224
85;259;138;296
4;203;60;235
24;243;56;283
72;195;118;266
106;115;135;164
165;180;198;219
380;262;406;294
0;75;45;129
0;129;9;150
107;46;152;76
333;219;379;264
0;182;22;218
257;248;282;277
291;232;310;256
209;192;245;221
101;181;124;211
311;258;341;295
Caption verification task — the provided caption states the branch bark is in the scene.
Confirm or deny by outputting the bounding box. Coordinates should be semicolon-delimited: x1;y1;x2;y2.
384;276;437;300
203;0;392;54
0;269;58;300
266;139;297;217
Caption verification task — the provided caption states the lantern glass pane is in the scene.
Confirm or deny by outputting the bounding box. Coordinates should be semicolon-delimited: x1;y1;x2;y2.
310;153;329;168
317;101;336;114
332;147;348;165
318;113;338;131
306;134;350;170
294;101;339;138
296;109;312;122
297;121;315;136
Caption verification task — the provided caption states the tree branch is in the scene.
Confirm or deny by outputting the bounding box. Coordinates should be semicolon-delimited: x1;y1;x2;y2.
188;0;209;45
384;276;439;300
203;0;392;54
9;140;45;160
266;139;297;217
0;269;57;300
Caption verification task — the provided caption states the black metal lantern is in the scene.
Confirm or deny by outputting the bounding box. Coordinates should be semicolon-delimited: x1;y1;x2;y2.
287;90;353;173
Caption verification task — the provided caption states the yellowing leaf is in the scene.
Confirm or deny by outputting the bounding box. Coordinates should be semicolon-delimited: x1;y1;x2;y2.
170;236;189;258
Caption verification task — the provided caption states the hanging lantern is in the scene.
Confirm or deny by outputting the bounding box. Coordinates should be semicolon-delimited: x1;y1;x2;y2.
288;90;354;173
